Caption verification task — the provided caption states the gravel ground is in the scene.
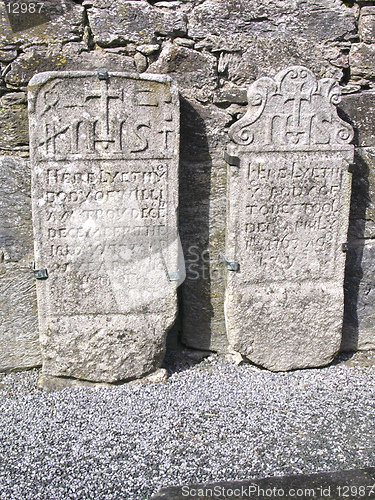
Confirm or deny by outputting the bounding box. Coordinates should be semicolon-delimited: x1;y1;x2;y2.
0;354;374;500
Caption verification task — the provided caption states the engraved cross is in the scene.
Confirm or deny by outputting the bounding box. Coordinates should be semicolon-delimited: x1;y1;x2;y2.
85;79;123;142
283;81;312;129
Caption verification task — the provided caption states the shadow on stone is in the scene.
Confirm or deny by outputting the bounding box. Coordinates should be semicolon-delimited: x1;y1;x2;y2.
341;148;369;351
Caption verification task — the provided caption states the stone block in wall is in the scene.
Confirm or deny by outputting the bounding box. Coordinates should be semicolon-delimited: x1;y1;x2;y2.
359;7;375;44
146;42;218;101
217;37;349;87
0;92;28;153
0;156;41;371
188;0;356;43
340;90;375;148
0;48;17;63
0;0;84;50
86;0;187;47
5;45;136;88
213;88;248;106
349;43;375;85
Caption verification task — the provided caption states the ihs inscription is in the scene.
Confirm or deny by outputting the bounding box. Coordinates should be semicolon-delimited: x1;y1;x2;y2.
224;65;354;371
28;71;180;383
31;73;177;158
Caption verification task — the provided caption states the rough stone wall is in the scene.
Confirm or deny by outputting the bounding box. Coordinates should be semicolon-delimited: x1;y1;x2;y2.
0;0;374;367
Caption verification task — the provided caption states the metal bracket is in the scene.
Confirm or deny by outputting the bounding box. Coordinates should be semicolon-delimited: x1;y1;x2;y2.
224;151;240;167
342;243;349;253
34;268;48;280
97;68;109;81
219;253;240;272
168;271;180;282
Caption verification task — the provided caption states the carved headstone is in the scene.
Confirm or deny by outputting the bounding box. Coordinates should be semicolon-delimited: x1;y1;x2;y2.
224;66;354;371
28;71;182;384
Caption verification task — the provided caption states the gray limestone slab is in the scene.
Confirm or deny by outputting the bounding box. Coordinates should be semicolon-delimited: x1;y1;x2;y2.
151;468;375;500
28;71;182;384
224;66;354;371
0;155;41;371
87;0;186;47
187;0;356;43
0;264;40;372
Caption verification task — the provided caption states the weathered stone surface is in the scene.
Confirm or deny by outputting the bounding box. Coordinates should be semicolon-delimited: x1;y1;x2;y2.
134;52;148;73
0;92;28;151
0;0;84;50
87;1;187;47
0;0;373;364
136;44;161;56
349;43;375;84
0;265;40;372
28;71;181;383
173;38;194;48
147;42;217;101
342;147;375;352
179;100;230;353
340;90;375;147
38;373;112;391
188;0;356;43
0;156;40;372
359;7;375;44
0;47;17;63
224;66;354;371
217;38;349;87
348;148;375;239
40;368;167;391
0;155;33;261
343;239;375;352
151;468;375;500
213;88;248;106
6;45;136;87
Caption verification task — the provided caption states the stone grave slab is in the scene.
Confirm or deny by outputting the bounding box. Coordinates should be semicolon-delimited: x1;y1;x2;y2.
28;71;182;384
151;467;375;499
224;66;354;371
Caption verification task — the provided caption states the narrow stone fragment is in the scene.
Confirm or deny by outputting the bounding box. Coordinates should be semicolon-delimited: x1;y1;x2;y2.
0;156;41;372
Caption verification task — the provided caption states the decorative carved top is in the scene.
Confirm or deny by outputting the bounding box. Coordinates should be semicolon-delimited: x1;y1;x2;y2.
28;71;178;160
228;66;354;150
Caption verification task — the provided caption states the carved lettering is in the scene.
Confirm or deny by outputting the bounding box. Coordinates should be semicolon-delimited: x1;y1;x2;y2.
224;65;354;371
29;71;181;384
